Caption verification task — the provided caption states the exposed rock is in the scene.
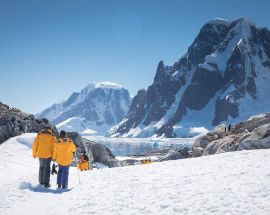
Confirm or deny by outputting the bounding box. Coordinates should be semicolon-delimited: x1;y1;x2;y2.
203;135;235;155
67;132;85;151
84;140;121;168
159;146;191;161
192;135;210;157
0;103;57;144
193;113;270;157
237;124;270;150
159;149;185;161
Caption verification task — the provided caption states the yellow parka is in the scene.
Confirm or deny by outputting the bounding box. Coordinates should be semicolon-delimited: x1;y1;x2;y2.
32;129;56;158
53;138;76;166
142;159;152;164
77;161;89;171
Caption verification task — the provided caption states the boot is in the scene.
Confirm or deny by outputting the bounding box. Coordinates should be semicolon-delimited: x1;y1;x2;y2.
62;184;68;189
44;183;51;188
57;184;61;189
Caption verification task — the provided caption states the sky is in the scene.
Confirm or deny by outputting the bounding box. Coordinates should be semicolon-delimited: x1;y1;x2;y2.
0;0;270;114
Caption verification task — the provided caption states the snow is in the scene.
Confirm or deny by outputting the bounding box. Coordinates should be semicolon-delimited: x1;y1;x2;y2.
206;17;254;28
189;127;209;135
248;113;266;121
56;117;87;132
198;62;216;71
116;155;159;162
81;128;97;135
1;134;270;214
206;18;232;26
56;117;98;135
94;81;122;90
173;125;209;137
205;35;243;75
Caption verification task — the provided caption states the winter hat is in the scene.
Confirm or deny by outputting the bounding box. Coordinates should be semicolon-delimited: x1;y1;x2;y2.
60;130;66;138
44;125;51;130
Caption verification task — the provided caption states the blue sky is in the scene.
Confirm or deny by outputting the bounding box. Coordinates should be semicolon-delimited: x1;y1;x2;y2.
1;0;270;114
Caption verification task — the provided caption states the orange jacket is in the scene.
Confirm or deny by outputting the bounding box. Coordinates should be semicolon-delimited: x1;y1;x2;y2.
77;161;89;171
32;129;56;158
53;138;76;166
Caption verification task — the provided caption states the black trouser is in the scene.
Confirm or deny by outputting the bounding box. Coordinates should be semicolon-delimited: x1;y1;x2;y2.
39;158;52;185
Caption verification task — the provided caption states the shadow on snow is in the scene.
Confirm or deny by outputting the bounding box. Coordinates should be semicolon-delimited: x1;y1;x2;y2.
18;182;72;194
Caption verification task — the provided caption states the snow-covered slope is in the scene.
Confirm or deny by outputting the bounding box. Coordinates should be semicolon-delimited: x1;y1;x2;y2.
36;82;132;136
55;117;98;135
111;17;270;138
1;134;270;214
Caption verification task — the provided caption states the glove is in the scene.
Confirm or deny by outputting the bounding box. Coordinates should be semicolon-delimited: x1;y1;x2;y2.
51;163;58;175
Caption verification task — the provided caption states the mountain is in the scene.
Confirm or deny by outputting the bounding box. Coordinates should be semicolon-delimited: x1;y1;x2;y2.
36;82;132;135
110;17;270;138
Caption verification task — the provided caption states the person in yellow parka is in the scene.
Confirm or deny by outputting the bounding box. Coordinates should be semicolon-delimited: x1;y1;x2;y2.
141;158;152;164
53;130;76;189
77;153;90;171
32;125;56;188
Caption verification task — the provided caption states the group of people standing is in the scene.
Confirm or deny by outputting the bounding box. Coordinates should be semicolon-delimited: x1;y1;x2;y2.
225;124;232;133
32;126;89;189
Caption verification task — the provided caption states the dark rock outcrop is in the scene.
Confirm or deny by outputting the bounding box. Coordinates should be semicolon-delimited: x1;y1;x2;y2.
159;146;191;161
0;102;57;144
83;140;121;168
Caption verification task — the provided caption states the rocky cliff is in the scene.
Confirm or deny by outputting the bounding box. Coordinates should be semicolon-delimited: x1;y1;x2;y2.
0;102;57;144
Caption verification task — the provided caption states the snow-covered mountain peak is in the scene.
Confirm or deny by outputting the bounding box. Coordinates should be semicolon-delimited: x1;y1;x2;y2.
111;18;270;138
234;17;254;26
94;81;122;89
85;82;123;91
205;17;254;28
206;18;232;26
36;82;132;136
231;17;255;41
203;17;254;42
